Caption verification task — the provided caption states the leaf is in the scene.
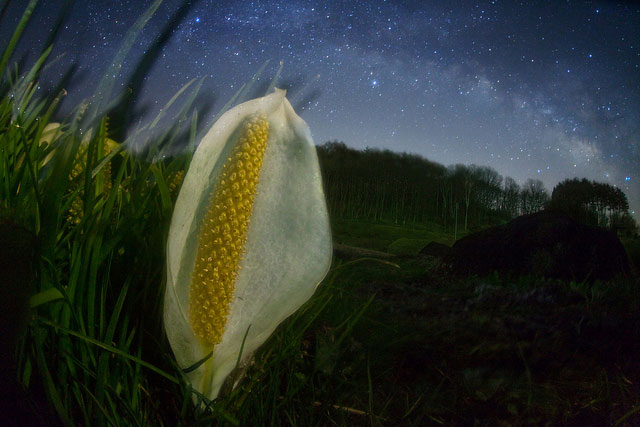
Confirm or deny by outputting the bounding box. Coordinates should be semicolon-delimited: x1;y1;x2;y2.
30;287;64;308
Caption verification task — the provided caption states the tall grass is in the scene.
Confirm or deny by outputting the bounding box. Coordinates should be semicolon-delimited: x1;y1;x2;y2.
1;2;191;420
0;2;369;425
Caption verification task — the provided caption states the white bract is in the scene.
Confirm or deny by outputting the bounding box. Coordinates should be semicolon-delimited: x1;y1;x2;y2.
164;89;332;401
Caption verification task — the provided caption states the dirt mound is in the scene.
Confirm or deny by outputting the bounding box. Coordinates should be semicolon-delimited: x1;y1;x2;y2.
445;211;631;282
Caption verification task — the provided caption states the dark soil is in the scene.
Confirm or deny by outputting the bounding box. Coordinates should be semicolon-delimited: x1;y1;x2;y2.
327;250;640;425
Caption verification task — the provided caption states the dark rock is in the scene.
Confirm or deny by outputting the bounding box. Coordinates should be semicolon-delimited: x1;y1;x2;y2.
419;241;451;258
445;211;631;282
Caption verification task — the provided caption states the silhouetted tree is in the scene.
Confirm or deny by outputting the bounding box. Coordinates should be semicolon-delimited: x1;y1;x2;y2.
501;177;521;217
549;178;630;228
316;141;551;230
521;179;549;215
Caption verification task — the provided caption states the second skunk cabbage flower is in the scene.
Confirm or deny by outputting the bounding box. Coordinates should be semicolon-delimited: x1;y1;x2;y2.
164;89;332;401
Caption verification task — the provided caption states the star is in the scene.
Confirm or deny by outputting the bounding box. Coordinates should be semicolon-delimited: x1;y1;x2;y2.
0;0;637;218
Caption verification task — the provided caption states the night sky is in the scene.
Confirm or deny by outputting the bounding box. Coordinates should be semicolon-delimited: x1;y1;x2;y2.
2;0;639;217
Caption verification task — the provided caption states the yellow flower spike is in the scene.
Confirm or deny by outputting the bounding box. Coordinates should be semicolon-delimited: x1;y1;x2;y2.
167;170;185;198
66;134;119;225
164;88;332;401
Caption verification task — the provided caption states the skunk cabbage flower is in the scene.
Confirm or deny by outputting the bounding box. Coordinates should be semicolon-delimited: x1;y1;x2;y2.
164;89;332;401
38;122;120;224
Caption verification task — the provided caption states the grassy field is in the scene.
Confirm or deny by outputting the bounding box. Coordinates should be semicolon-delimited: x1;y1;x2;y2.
318;221;640;425
331;218;458;255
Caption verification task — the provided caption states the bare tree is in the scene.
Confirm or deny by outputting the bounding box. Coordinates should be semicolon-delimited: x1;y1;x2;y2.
520;179;549;214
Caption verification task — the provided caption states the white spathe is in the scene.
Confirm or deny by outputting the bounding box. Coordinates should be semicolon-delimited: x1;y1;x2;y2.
164;88;332;401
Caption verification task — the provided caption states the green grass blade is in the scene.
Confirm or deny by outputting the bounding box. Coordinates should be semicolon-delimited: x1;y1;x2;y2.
150;164;172;213
91;143;123;179
208;82;245;126
0;0;38;77
234;325;251;369
105;277;129;342
34;328;72;424
85;0;163;125
235;60;269;104
13;44;53;107
30;287;64;308
616;404;640;425
95;277;130;415
149;77;196;129
77;382;117;426
265;60;283;95
182;351;213;374
38;317;180;384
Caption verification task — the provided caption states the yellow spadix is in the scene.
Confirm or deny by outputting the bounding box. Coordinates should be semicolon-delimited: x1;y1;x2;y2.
164;89;332;401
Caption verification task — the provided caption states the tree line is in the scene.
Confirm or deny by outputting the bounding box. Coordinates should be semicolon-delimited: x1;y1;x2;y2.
316;141;637;236
548;178;636;234
317;141;549;232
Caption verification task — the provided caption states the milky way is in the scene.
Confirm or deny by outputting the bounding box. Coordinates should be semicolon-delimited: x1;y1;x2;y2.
2;0;638;217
